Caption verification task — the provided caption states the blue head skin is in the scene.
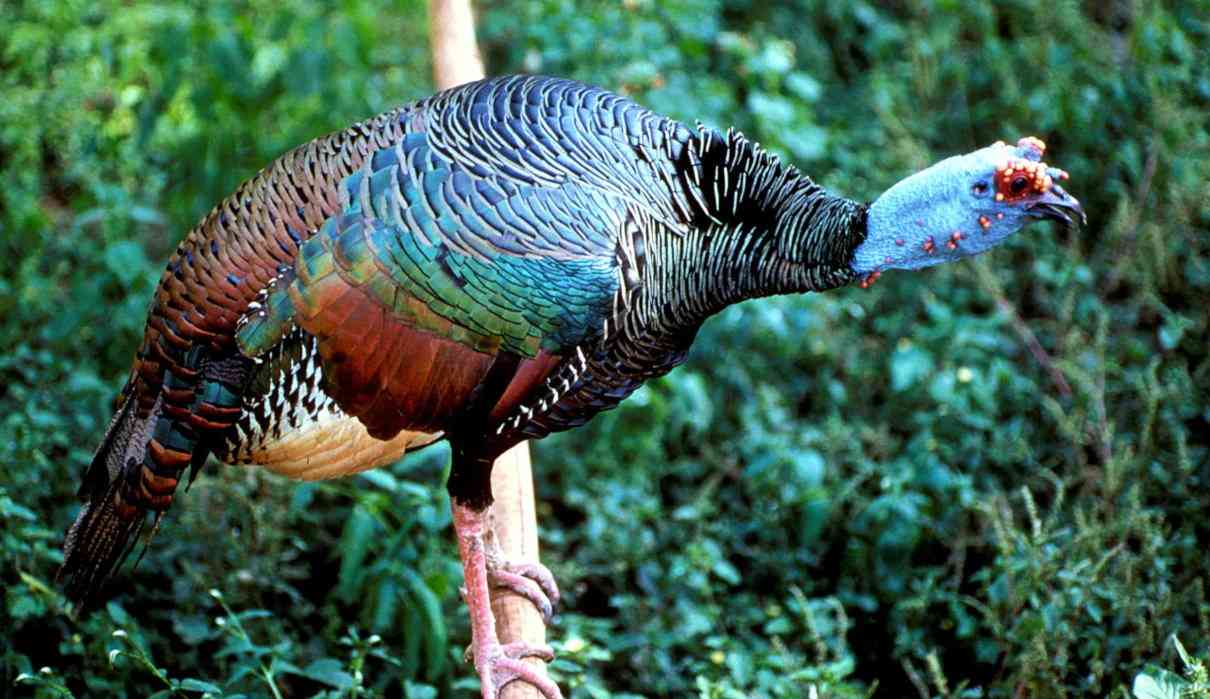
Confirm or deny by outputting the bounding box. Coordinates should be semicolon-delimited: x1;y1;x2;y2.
851;137;1084;285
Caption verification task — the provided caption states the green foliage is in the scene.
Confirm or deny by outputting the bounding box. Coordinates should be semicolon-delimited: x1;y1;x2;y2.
3;0;1208;697
1132;636;1210;699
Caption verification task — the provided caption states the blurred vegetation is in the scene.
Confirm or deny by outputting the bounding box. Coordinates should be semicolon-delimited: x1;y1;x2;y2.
2;0;1208;697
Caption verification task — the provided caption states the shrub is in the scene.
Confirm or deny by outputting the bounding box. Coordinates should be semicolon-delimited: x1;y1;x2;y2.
3;1;1207;696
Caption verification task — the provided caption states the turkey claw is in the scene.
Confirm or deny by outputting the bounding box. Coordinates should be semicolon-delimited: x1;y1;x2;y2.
474;641;563;699
463;641;555;665
489;560;561;624
500;641;555;662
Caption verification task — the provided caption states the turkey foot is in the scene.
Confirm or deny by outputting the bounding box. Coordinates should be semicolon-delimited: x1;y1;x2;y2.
453;501;563;699
477;641;563;698
487;555;561;624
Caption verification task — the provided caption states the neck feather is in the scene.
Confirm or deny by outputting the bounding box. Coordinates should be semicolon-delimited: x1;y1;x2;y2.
647;128;867;324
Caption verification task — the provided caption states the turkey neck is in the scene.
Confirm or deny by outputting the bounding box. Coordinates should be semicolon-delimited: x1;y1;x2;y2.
632;129;869;335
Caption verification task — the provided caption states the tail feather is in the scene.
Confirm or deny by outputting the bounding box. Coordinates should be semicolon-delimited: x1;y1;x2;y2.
77;390;134;499
60;393;157;605
60;481;148;604
62;348;247;605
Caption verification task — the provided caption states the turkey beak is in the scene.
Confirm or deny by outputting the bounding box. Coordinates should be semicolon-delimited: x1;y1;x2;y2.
1025;185;1086;229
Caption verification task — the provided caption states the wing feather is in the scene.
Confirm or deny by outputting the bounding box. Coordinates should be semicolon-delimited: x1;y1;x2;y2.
237;77;673;443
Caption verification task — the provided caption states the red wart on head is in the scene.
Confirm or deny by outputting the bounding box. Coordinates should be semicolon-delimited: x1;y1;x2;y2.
1017;136;1046;159
993;135;1071;204
859;270;882;289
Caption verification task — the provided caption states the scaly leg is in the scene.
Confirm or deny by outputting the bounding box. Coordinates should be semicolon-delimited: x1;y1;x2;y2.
453;501;564;699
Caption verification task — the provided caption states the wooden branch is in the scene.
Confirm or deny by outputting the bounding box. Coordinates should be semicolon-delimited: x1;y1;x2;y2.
428;3;551;697
429;0;485;88
488;444;549;699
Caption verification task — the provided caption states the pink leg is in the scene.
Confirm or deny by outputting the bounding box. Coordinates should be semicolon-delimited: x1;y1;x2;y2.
453;502;564;699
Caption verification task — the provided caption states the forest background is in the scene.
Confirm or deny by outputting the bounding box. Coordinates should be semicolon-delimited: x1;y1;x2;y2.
2;1;1208;697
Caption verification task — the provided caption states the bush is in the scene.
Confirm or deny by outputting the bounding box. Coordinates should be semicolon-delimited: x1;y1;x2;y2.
3;0;1208;697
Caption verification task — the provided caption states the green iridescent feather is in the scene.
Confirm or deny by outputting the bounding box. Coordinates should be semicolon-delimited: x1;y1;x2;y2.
237;128;622;360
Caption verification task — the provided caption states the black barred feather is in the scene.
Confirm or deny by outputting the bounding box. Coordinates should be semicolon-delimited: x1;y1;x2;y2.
61;394;153;605
60;482;148;605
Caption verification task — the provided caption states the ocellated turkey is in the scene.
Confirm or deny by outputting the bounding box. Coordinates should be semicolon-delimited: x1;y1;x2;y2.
61;75;1084;698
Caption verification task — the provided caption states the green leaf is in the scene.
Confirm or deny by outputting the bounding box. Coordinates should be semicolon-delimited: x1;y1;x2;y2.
299;658;354;689
174;615;218;645
400;569;447;681
106;601;132;627
8;594;43;619
103;241;150;286
179;678;223;694
790;450;825;488
890;346;932;392
0;498;36;520
1132;670;1185;699
1158;314;1191;350
129;205;165;225
403;681;439;699
1171;634;1193;667
359;469;399;493
337;506;377;602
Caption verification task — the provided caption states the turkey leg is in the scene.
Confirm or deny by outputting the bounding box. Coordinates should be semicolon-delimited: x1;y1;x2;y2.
452;501;564;699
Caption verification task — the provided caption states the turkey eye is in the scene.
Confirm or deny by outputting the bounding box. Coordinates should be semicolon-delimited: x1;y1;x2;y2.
971;181;989;196
1010;175;1029;195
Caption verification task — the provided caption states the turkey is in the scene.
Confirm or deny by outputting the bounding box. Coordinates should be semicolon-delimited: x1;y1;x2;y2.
60;75;1083;698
